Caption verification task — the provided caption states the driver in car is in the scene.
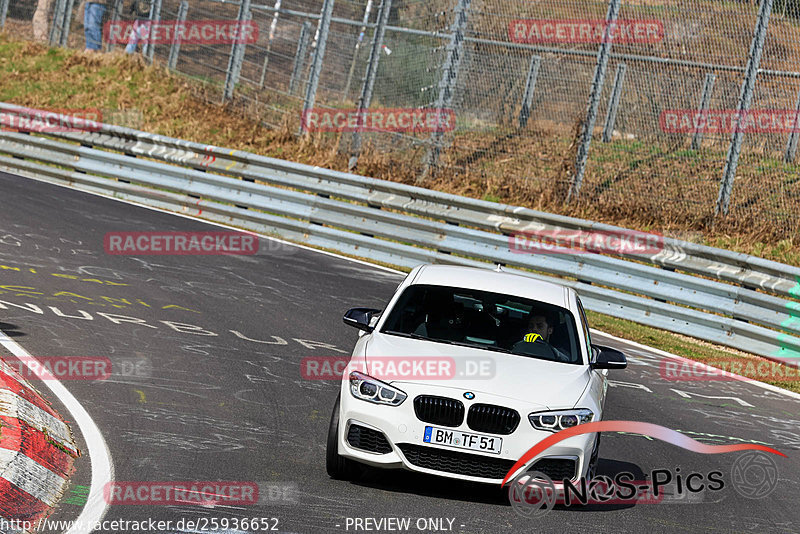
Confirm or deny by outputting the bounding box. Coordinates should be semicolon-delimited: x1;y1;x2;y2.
512;310;571;362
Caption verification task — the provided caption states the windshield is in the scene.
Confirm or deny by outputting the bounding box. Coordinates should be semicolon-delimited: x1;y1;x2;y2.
380;284;583;364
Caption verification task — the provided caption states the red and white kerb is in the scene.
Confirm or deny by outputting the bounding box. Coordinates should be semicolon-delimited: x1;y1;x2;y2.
0;359;78;532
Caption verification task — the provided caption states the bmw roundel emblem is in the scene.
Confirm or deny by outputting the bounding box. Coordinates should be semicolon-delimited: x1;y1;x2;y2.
463;392;475;400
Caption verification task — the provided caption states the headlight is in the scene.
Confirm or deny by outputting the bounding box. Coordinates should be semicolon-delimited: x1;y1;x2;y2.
528;409;594;432
349;371;407;406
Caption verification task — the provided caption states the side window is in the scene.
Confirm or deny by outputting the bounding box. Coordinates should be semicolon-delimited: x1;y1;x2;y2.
576;297;593;360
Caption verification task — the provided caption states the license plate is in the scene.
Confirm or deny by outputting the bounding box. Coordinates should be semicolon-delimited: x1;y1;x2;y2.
423;426;502;454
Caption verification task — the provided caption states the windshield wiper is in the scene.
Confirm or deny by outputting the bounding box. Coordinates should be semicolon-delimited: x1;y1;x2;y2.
382;330;430;340
446;340;512;354
382;332;513;354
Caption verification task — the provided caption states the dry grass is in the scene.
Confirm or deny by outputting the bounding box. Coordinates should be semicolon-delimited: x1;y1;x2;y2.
0;29;798;265
3;29;800;394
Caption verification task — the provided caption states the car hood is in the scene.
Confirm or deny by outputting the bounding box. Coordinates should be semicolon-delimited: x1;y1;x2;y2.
359;333;591;409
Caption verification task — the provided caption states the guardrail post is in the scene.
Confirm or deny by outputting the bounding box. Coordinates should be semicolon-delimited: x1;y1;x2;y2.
717;0;773;216
49;0;67;46
106;0;124;52
223;0;252;102
784;85;800;163
691;73;716;150
0;0;10;29
58;0;75;47
567;0;621;202
346;0;392;169
602;62;626;142
518;55;541;129
420;0;471;181
167;0;188;71
342;0;375;102
143;0;163;63
299;0;335;134
258;0;282;89
288;21;312;96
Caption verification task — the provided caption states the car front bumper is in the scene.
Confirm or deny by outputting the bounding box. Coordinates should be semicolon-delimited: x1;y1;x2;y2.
338;381;598;485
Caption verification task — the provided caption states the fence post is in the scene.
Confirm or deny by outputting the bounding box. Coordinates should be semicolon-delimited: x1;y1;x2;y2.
567;0;621;202
167;0;188;70
223;0;252;102
518;55;541;129
602;62;626;142
784;86;800;163
258;0;282;89
420;0;471;181
716;0;773;216
289;21;313;96
58;0;76;47
299;0;335;134
342;0;375;102
143;0;163;63
106;0;124;52
49;0;67;46
347;0;392;168
0;0;8;30
691;73;716;150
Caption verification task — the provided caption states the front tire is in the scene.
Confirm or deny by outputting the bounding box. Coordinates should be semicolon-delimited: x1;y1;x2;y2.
586;432;601;481
326;394;360;480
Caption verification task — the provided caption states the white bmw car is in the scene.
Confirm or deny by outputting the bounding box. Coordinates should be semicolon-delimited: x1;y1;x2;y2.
327;264;627;485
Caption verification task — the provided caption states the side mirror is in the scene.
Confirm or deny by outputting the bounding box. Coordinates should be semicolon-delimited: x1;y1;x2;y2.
590;345;627;370
343;307;382;333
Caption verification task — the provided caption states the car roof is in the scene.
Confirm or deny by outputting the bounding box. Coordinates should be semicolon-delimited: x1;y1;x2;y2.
410;265;569;309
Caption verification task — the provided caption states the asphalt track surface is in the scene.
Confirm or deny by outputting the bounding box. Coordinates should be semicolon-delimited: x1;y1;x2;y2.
0;170;799;534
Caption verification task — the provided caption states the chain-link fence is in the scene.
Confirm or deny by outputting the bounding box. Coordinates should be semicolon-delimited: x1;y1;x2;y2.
2;0;799;237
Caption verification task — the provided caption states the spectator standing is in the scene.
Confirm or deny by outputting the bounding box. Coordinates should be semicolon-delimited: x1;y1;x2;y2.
126;0;152;54
84;0;108;51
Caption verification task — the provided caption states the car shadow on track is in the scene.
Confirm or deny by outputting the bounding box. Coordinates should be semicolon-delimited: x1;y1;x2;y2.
0;322;25;338
557;458;646;513
345;458;645;511
352;467;508;506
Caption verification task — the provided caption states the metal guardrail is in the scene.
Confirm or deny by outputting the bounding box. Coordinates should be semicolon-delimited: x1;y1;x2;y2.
0;103;798;364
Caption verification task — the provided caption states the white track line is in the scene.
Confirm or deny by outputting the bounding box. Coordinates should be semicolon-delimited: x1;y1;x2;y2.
0;332;113;534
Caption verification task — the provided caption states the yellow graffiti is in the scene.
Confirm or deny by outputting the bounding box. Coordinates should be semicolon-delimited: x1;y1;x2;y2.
50;273;128;286
134;389;146;404
100;296;133;308
225;150;238;170
53;291;94;301
162;304;201;314
0;282;200;313
0;264;129;286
